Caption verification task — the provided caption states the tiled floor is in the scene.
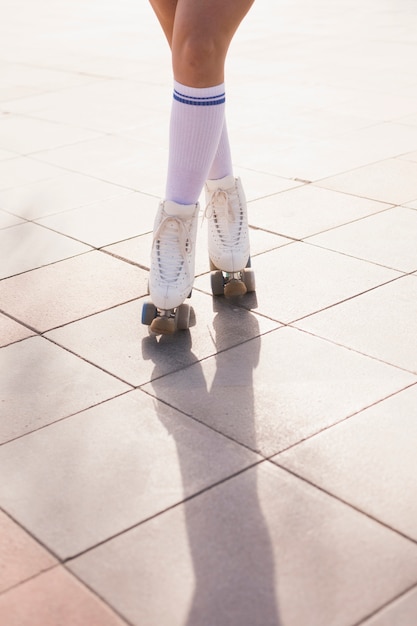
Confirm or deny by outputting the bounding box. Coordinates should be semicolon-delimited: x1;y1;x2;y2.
1;0;417;624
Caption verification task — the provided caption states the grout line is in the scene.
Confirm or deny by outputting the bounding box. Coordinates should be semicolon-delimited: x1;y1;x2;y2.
352;582;417;625
63;459;266;564
270;461;417;546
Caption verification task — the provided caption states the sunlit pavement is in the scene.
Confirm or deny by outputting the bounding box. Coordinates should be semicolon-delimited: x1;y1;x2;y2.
2;1;417;624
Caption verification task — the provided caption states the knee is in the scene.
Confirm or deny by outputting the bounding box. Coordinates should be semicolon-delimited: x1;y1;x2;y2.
173;33;223;84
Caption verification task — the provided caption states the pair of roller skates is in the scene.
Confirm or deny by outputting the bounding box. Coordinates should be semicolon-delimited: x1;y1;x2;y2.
141;175;256;335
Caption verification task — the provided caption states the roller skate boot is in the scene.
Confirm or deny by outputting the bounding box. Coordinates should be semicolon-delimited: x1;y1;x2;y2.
205;175;255;297
142;200;199;335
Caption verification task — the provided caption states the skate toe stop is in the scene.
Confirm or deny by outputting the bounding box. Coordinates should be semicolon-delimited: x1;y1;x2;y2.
224;280;247;297
150;317;176;335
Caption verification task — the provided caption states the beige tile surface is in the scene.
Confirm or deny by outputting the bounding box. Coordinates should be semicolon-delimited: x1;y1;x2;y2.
195;242;399;324
0;336;130;443
0;313;35;347
0;391;259;557
37;191;155;247
0;221;90;279
141;326;415;456
248;184;391;239
0;62;101;97
0;148;17;161
45;294;279;387
404;198;417;210
317;158;417;204
237;122;417;182
15;79;168;133
0;209;23;228
0;567;128;626
0;511;56;593
0;172;132;219
68;463;417;626
0;250;148;332
2;0;417;622
295;275;417;373
275;384;417;540
0;156;67;191
34;134;167;196
0;115;101;154
361;588;417;626
308;206;417;272
398;149;417;164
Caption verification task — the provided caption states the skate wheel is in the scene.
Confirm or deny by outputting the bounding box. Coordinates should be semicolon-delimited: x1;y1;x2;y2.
141;301;157;325
243;268;256;293
224;278;247;297
210;270;225;296
175;303;191;330
150;316;176;335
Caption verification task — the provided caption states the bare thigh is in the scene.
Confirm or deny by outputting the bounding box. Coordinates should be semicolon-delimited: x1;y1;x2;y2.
149;0;254;85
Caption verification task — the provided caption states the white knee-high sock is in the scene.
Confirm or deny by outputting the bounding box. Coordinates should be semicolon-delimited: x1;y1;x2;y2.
165;81;226;205
208;121;233;181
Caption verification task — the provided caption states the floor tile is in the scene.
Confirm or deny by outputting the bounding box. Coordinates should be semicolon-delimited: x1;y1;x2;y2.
308;206;417;272
295;275;417;373
0;336;129;443
0;115;101;154
195;242;399;324
0;250;148;332
0;567;128;626
248;184;390;239
2;0;417;620
68;463;417;626
18;79;166;133
275;384;417;540
222;166;303;201
0;209;23;229
0;62;101;97
37;191;156;247
0;156;67;191
405;199;417;210
0;221;89;279
0;80;109;116
398;149;417;164
0;314;34;347
46;293;279;387
0;511;56;593
34;134;166;196
0;391;259;557
0;148;17;161
235;122;417;182
141;326;415;456
0;172;132;220
324;92;417;124
316;158;417;205
361;587;417;626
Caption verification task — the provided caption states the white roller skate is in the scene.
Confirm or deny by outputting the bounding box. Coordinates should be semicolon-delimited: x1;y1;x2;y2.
142;200;199;335
205;175;255;297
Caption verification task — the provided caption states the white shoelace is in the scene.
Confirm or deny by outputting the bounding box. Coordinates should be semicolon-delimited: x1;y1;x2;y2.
152;215;192;283
204;188;237;243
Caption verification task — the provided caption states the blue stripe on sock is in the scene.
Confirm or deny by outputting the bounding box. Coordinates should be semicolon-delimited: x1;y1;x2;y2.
173;89;226;106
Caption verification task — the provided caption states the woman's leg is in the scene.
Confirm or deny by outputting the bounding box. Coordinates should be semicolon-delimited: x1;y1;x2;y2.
150;0;254;198
147;0;254;325
150;0;254;82
170;0;254;87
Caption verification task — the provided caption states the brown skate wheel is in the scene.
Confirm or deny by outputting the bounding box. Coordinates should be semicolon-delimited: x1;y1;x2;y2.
224;278;247;297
